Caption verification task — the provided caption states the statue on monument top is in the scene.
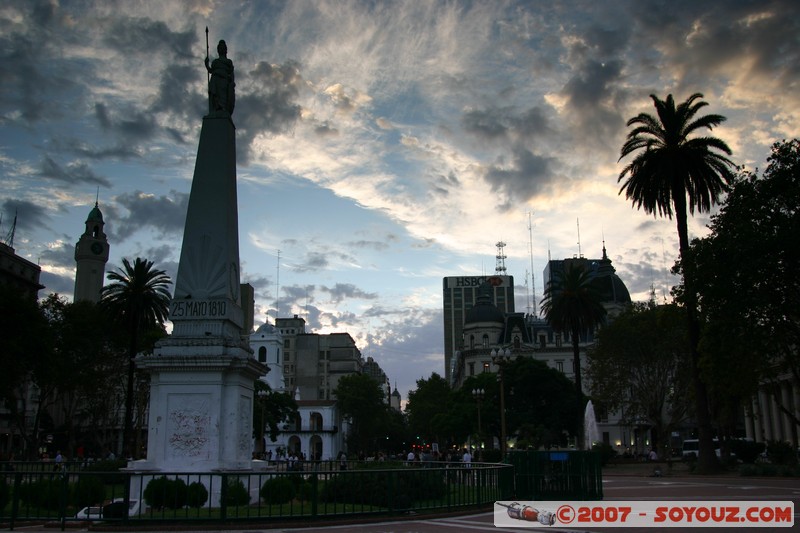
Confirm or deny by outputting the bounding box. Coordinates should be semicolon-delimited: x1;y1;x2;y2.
204;37;235;116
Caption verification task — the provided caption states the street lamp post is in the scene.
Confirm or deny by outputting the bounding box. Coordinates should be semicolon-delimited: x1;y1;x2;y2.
472;388;484;450
491;348;512;458
257;389;268;458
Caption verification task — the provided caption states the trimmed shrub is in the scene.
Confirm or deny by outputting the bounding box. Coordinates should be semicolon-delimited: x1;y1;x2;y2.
739;464;759;477
766;441;797;466
728;440;765;464
71;475;105;508
260;476;295;504
296;480;314;502
0;479;10;512
16;478;64;510
592;442;617;466
186;482;208;508
320;469;446;509
143;476;187;509
222;478;250;507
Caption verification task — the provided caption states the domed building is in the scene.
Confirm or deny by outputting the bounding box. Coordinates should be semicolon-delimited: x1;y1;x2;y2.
451;282;535;386
448;245;638;452
251;321;284;392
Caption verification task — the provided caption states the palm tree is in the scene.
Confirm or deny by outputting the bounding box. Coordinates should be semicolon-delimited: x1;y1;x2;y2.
541;262;607;448
618;92;736;471
101;257;171;458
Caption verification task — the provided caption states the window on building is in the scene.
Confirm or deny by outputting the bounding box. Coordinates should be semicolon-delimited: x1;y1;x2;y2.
284;339;291;349
514;335;520;350
556;361;564;372
538;334;546;349
482;334;489;347
276;348;281;364
555;333;562;347
482;361;490;373
470;335;475;349
258;346;267;363
469;362;475;376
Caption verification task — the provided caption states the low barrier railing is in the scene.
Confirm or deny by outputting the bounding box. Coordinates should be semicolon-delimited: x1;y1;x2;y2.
0;460;514;529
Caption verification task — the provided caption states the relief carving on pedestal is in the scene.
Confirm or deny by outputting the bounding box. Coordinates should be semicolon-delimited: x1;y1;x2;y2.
167;394;213;459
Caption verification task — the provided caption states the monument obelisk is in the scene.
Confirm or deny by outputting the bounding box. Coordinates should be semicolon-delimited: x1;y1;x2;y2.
134;38;265;472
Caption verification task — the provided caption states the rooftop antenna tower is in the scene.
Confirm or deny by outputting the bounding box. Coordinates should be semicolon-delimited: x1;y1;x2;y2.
495;241;507;274
275;249;281;319
3;210;17;247
576;218;583;258
524;269;531;315
527;211;538;317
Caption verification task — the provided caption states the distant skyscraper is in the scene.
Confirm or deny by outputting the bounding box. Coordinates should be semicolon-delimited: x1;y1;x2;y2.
74;202;109;303
442;275;514;383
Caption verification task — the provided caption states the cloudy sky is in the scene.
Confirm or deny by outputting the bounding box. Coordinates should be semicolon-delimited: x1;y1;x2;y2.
2;0;798;402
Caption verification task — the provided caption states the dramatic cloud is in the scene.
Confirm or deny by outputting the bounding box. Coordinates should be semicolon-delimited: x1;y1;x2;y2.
40;157;111;188
1;199;52;233
112;190;188;240
319;283;378;304
1;0;796;403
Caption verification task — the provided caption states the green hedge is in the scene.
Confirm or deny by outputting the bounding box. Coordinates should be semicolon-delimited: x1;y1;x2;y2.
0;478;10;512
222;478;250;507
16;478;65;510
143;477;187;509
70;475;105;508
320;470;446;509
260;476;295;504
186;481;208;508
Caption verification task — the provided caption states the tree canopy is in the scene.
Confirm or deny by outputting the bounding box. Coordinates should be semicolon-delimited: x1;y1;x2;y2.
333;373;390;454
681;139;800;435
587;302;691;454
101;257;172;457
541;261;606;442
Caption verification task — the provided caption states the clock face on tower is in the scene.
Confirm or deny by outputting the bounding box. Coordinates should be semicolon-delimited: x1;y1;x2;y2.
90;242;104;255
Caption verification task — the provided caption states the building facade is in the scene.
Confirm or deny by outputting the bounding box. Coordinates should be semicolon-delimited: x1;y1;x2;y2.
443;275;514;384
250;315;393;460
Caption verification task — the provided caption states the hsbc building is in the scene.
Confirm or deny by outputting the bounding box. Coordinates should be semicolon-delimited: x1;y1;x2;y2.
442;275;514;383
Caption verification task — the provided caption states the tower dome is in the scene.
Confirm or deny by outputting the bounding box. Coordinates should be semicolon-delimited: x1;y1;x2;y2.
87;203;104;223
589;244;632;305
255;321;278;336
464;282;505;325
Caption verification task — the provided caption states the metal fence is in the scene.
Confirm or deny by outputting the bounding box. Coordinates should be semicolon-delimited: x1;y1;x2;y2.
0;460;514;529
505;450;603;500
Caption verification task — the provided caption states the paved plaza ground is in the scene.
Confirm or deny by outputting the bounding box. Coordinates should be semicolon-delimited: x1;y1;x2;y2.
8;468;799;533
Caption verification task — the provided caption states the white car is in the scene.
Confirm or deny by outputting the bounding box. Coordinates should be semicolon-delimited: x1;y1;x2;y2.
75;498;140;520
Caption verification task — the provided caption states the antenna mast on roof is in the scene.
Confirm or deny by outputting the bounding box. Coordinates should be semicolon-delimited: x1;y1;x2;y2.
576;218;582;258
525;269;531;315
527;211;537;317
275;249;281;319
3;210;17;247
495;241;507;274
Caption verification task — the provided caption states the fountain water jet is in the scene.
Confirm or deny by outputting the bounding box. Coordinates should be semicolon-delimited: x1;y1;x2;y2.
584;400;600;450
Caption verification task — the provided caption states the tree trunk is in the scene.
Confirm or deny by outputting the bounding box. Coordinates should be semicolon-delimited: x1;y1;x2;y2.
573;327;584;449
675;198;718;473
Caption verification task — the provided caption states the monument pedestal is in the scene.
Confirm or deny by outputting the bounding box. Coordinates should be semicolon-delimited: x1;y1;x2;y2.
133;353;263;472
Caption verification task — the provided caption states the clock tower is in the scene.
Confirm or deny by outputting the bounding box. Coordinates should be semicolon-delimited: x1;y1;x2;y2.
74;201;109;303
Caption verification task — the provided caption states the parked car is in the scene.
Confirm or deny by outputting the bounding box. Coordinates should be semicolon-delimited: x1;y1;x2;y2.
681;438;721;459
75;498;140;520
